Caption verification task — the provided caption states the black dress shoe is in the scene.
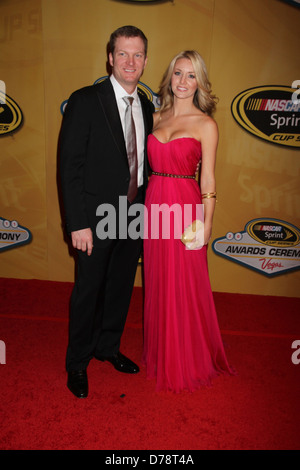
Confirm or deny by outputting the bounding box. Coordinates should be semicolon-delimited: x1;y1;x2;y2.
95;351;139;374
67;369;88;398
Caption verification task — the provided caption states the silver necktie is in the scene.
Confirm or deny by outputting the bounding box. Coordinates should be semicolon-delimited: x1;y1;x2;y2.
123;96;138;203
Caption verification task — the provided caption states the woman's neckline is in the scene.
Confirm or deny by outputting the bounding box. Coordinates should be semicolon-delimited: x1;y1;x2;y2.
151;134;201;145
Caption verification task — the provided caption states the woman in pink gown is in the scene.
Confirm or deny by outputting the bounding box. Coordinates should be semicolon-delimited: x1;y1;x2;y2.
143;51;235;392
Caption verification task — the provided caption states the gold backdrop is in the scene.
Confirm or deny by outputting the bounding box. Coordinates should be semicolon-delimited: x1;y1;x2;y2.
0;0;299;297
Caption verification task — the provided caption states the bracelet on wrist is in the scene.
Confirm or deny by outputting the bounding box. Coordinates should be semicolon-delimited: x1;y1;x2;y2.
201;192;217;201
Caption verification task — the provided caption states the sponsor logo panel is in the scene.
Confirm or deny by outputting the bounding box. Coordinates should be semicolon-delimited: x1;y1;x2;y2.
212;218;300;277
61;76;160;114
0;88;23;136
231;85;300;148
0;217;32;252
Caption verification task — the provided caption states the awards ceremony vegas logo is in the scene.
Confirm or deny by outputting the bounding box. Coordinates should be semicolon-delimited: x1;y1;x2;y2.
231;84;300;148
0;80;23;136
212;218;300;277
0;218;32;253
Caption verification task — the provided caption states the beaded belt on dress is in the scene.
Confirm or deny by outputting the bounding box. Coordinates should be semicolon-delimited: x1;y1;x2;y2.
152;171;195;179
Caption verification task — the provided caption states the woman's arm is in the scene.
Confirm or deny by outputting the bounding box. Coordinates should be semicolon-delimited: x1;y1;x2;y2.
199;117;219;245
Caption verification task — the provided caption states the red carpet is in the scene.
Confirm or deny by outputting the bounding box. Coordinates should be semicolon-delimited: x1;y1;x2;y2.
0;277;299;451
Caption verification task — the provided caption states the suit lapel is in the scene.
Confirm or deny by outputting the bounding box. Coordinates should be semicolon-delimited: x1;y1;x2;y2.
96;79;153;182
139;92;153;182
95;79;127;160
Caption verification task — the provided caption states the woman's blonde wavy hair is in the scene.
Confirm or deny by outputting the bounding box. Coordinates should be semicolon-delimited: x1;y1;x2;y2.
158;50;218;116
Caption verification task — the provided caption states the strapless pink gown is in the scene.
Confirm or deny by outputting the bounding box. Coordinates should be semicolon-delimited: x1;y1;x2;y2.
142;134;234;392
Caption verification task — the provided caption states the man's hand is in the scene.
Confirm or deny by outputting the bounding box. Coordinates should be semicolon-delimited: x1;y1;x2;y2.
71;228;93;256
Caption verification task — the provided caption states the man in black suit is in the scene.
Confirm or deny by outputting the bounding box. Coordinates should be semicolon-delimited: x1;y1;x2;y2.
59;25;154;398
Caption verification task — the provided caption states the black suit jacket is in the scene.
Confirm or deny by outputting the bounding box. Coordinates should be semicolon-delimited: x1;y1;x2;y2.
59;78;154;236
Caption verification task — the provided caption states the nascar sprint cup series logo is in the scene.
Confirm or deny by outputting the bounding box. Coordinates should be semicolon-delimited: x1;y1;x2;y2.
212;218;300;277
0;81;23;136
60;77;160;114
231;84;300;148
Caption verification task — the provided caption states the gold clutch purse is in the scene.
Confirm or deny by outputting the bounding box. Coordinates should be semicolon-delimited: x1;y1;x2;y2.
181;220;204;250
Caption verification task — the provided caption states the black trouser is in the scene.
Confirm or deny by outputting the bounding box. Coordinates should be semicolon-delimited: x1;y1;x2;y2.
66;189;144;371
